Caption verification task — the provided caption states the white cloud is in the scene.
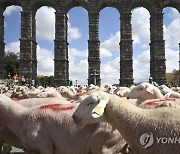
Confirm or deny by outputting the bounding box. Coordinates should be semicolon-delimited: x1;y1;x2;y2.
163;8;180;75
5;41;20;54
68;48;88;64
164;8;180;48
69;48;87;58
4;22;7;27
132;46;179;83
36;6;55;41
3;5;22;16
98;31;120;84
68;48;88;85
133;50;150;83
101;57;119;84
100;48;112;58
100;31;120;52
135;50;150;64
4;5;22;28
167;8;180;19
36;7;82;41
69;59;88;85
37;45;54;76
68;22;82;42
131;7;150;46
165;48;179;72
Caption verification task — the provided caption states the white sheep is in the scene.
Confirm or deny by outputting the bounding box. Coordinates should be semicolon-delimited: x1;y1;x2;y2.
58;86;93;103
42;87;62;97
165;91;180;98
158;85;172;95
171;86;180;92
114;87;131;97
86;84;99;91
128;82;164;99
73;91;180;154
58;86;76;99
99;83;114;94
0;94;126;154
11;86;62;99
0;96;72;152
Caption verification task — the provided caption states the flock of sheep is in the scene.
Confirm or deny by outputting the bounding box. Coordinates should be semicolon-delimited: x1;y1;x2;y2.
0;81;180;154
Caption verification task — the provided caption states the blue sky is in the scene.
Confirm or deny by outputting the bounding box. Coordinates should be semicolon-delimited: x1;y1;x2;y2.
3;5;180;85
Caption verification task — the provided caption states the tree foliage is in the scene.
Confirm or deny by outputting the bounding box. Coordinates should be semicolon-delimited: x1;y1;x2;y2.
166;70;180;85
4;51;19;76
36;76;55;86
166;73;175;84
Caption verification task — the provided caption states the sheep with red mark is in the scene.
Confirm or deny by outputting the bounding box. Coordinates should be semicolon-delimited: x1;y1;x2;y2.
0;94;126;154
73;91;180;154
0;96;71;153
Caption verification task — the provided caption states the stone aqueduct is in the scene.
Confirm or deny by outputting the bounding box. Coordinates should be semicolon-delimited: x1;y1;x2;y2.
0;0;180;86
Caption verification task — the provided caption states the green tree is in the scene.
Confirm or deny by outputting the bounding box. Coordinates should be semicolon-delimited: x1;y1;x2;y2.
49;76;55;86
166;73;175;84
4;51;19;76
36;76;54;86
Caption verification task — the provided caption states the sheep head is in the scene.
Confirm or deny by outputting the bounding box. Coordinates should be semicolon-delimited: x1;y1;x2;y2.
73;91;110;124
128;82;155;99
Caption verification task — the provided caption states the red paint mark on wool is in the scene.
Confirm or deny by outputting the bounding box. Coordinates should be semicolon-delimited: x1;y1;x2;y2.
39;104;74;112
144;98;176;106
11;98;22;101
75;92;87;97
143;101;157;106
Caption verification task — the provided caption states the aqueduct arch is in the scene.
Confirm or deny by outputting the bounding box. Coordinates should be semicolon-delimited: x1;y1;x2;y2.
0;0;179;86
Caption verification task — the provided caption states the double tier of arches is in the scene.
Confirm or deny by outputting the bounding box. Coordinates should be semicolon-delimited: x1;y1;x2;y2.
0;0;179;86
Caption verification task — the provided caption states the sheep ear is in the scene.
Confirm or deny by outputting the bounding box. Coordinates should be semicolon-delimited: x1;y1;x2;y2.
146;87;154;94
92;101;106;118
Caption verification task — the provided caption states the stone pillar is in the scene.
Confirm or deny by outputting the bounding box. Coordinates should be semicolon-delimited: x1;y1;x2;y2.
19;11;37;80
150;12;166;85
88;12;101;85
0;11;6;78
31;12;37;79
54;10;69;86
119;12;133;86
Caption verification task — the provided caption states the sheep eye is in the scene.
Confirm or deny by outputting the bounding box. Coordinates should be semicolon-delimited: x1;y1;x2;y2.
87;102;94;106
